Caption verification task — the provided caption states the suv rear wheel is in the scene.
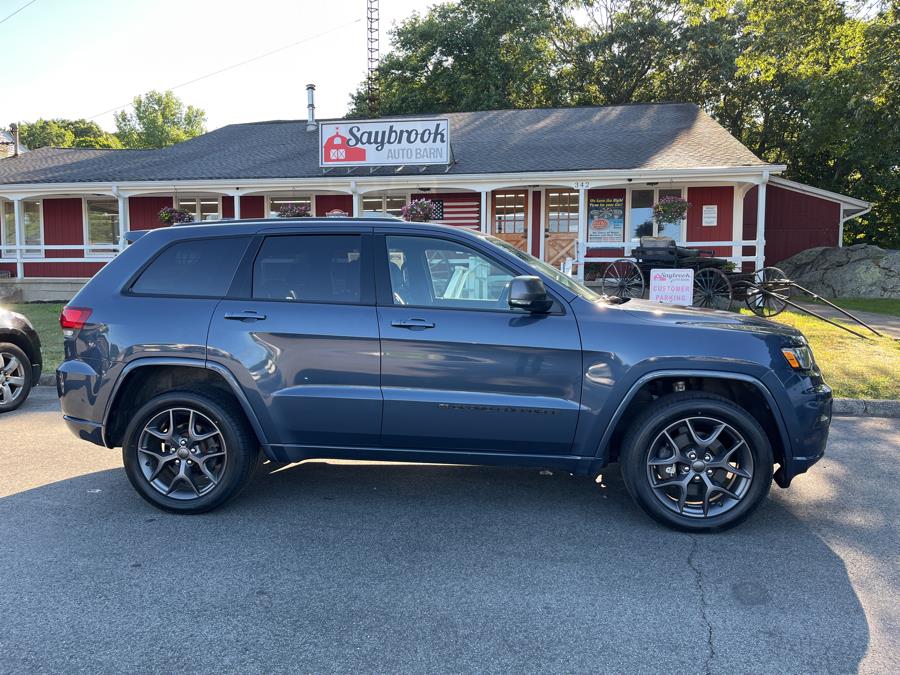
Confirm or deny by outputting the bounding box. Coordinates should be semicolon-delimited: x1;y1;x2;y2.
0;343;32;413
122;389;258;513
620;392;773;531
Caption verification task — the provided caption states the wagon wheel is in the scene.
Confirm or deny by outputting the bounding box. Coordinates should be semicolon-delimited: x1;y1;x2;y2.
745;266;790;317
693;268;733;310
600;259;645;299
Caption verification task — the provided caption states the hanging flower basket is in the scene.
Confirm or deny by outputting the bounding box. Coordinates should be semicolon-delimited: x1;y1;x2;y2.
277;203;311;218
158;206;194;225
401;198;436;222
652;196;691;224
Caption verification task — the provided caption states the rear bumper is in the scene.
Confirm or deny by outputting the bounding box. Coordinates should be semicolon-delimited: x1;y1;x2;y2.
56;359;108;447
63;415;105;445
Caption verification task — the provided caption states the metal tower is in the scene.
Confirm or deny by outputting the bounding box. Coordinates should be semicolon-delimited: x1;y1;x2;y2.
366;0;380;117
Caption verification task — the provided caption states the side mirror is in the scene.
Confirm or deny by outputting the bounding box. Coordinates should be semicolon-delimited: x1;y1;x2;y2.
508;276;553;313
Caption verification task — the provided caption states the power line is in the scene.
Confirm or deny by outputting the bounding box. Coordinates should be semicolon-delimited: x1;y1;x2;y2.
0;0;38;25
87;18;362;121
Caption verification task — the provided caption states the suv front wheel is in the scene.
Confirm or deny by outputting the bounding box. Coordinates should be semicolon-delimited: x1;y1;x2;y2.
122;389;259;513
620;392;773;531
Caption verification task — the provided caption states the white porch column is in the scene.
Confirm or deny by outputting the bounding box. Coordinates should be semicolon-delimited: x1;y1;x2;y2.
755;174;768;269
233;193;241;220
13;198;24;278
731;185;747;264
351;181;360;217
116;194;129;244
576;187;588;279
480;190;489;234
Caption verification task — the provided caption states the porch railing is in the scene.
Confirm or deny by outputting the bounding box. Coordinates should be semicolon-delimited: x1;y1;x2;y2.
565;239;765;278
0;243;125;274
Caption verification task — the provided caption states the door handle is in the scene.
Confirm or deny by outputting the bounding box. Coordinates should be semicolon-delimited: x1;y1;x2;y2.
391;318;435;330
224;311;267;322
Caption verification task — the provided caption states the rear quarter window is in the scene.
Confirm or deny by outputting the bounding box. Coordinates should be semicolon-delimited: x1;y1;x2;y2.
130;236;250;297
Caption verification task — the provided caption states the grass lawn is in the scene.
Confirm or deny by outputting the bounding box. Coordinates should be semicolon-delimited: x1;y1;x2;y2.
807;297;900;318
742;309;900;400
7;303;65;371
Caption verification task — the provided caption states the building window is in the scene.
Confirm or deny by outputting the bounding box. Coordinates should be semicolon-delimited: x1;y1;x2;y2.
268;196;312;218
494;191;526;233
0;199;42;257
363;195;406;217
177;197;221;222
546;190;579;233
84;198;119;256
0;200;13;257
628;188;685;240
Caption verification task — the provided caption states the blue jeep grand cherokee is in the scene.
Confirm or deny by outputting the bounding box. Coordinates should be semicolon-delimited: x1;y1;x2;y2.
57;218;832;530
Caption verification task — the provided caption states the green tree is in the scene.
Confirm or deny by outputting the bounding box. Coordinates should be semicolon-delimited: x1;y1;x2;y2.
114;90;206;148
353;0;898;248
556;0;682;105
18;118;121;149
348;0;565;116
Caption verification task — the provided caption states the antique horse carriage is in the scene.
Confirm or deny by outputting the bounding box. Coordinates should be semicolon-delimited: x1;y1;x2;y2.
596;236;883;338
597;236;756;310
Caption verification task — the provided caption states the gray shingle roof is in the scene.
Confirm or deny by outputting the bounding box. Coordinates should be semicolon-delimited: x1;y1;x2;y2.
0;104;766;185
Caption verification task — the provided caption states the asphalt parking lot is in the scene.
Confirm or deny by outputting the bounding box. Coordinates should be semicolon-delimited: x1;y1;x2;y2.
1;387;897;674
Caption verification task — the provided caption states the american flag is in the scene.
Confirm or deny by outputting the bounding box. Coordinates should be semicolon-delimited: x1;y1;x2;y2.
430;198;481;229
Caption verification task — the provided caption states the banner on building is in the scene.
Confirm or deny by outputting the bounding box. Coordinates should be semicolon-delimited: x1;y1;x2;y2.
649;268;695;305
320;118;450;167
588;196;625;242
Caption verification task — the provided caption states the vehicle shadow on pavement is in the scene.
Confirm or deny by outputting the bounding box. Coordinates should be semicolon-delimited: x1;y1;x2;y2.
0;460;868;673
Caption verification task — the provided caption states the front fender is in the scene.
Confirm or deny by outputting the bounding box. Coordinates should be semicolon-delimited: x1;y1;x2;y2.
576;367;793;471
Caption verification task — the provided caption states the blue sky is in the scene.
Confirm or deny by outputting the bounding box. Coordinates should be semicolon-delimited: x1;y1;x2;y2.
1;0;447;131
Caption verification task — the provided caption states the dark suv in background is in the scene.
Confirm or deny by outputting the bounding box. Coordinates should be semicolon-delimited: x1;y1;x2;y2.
57;218;832;530
0;307;42;412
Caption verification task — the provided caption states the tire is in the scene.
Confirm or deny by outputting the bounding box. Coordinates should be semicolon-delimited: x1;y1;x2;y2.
122;388;259;514
0;342;33;413
619;392;773;531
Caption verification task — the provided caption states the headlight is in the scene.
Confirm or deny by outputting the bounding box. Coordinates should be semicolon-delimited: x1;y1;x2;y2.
782;345;815;371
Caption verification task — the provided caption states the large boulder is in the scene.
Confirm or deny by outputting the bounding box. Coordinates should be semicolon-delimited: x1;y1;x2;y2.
776;244;900;298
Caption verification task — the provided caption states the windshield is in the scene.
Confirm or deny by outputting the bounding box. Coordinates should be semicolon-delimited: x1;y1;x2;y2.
481;234;602;302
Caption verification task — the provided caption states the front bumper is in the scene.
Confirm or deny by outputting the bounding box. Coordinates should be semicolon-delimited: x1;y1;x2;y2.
774;380;832;487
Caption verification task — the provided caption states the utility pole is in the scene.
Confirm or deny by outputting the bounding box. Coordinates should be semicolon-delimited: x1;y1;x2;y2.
366;0;380;117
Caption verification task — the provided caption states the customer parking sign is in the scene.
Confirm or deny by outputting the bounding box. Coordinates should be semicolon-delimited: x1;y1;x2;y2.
649;268;695;306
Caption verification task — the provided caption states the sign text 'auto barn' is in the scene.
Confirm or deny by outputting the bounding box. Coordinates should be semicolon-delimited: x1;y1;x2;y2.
319;118;450;167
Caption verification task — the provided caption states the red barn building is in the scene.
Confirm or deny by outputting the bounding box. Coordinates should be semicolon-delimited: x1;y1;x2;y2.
0;103;869;300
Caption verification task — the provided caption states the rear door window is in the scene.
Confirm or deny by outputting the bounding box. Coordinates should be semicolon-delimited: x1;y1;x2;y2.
252;235;363;304
131;237;250;297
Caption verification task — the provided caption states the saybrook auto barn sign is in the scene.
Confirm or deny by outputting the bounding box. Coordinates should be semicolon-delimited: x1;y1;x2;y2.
319;118;450;167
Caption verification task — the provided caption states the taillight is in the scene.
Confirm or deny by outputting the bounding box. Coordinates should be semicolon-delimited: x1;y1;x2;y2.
60;306;92;336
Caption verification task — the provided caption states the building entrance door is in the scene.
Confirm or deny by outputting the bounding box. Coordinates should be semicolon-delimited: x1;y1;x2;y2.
544;189;579;267
491;190;528;251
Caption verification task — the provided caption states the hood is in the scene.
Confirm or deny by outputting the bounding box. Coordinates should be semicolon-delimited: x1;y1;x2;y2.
617;298;805;342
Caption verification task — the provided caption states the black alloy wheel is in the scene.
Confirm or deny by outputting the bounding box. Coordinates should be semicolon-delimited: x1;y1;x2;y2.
122;389;259;513
620;392;773;531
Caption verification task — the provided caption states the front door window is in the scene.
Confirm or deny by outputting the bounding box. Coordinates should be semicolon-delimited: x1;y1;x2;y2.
544;190;579;267
492;191;528;251
387;235;514;310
